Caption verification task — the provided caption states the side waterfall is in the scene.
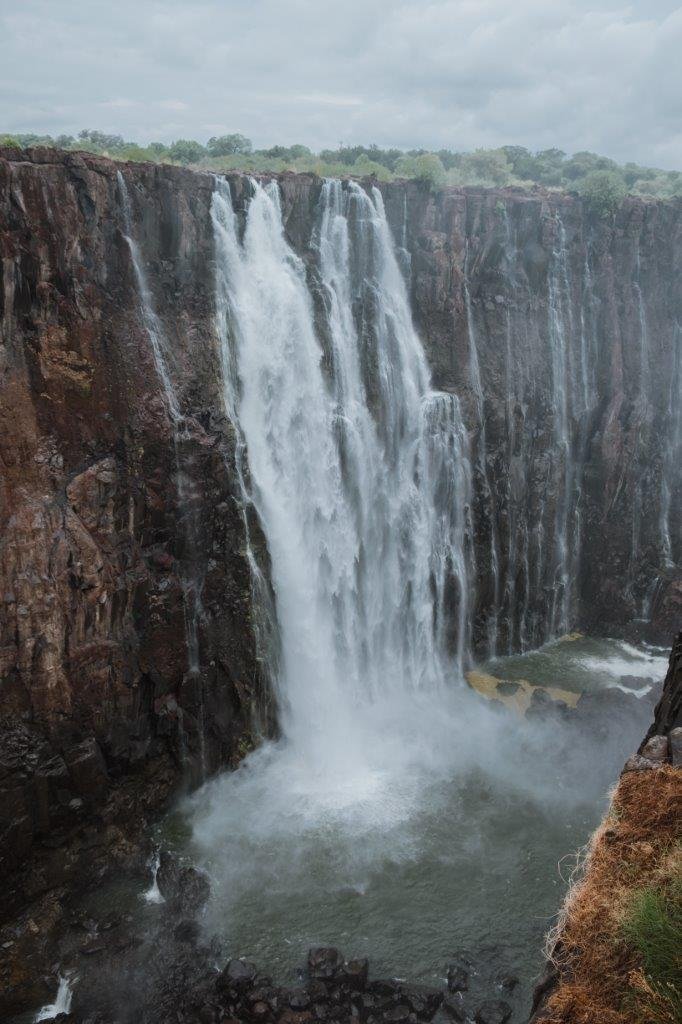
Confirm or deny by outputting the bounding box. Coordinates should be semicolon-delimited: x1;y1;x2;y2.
118;171;206;771
210;177;473;759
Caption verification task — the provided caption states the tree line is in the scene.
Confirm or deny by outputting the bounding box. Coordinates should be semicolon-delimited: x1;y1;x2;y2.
2;129;681;214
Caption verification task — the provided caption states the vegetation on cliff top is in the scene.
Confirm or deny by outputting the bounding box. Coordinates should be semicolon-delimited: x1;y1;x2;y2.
1;129;681;203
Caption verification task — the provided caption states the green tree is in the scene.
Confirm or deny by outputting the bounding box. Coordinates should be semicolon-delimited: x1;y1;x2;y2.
563;150;618;182
459;148;512;185
78;130;127;152
395;152;446;189
352;154;392;181
0;133;20;147
206;133;252;156
579;170;626;217
168;138;206;164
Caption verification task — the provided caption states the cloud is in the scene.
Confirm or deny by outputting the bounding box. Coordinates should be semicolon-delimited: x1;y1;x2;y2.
158;100;190;111
1;0;681;167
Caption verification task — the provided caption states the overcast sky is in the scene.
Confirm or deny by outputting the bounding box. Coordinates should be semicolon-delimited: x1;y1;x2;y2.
2;0;682;168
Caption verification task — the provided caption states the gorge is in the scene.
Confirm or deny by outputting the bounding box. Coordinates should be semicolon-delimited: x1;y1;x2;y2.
0;146;681;1023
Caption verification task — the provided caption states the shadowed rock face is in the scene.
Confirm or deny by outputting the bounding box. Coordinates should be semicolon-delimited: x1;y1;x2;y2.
0;149;269;912
0;149;680;906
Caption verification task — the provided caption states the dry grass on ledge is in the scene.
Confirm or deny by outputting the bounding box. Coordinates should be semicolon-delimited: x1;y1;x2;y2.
538;764;681;1024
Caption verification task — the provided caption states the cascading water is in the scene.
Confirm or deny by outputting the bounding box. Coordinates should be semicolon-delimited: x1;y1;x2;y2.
34;974;76;1022
117;170;206;772
660;323;682;568
210;177;473;752
189;178;483;935
463;245;501;657
546;215;575;638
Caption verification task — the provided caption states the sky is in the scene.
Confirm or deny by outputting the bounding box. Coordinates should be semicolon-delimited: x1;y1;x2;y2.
2;0;682;169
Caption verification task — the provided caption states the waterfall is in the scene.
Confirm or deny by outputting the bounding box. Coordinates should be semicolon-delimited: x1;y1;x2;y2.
547;216;571;636
463;245;501;657
142;849;165;904
35;974;76;1022
210;177;472;757
117;171;205;771
660;322;682;569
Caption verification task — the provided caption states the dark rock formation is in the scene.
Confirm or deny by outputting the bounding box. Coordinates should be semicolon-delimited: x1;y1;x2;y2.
0;149;267;933
640;629;682;751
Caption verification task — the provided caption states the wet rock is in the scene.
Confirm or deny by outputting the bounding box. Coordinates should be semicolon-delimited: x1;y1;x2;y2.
441;997;467;1022
174;919;200;944
495;973;518;993
641;735;669;762
63;737;108;800
367;979;402;998
474;1001;512;1024
670;727;682;767
308;947;343;980
402;984;443;1020
289;990;311;1010
383;1004;411;1023
446;964;468;993
341;958;369;990
156;851;210;911
623;754;659;772
218;958;258;991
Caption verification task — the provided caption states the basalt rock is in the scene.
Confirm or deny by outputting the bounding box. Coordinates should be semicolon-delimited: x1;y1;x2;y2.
0;148;268;930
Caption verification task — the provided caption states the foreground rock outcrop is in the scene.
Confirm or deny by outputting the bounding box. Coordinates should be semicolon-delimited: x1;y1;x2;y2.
530;633;682;1023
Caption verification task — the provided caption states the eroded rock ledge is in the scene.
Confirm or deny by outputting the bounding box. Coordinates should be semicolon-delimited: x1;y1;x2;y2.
530;633;682;1023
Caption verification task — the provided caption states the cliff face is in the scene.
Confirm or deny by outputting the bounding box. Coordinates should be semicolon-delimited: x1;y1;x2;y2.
386;183;682;649
1;148;681;899
0;150;266;905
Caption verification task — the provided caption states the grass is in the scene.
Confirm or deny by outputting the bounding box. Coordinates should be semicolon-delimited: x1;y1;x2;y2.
622;876;682;1022
538;765;682;1024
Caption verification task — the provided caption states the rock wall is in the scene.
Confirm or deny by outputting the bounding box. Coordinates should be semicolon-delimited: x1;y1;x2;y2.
382;183;682;650
1;148;681;903
0;149;267;910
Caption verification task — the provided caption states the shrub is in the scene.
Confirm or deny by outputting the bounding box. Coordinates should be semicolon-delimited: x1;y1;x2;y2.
459;147;512;186
168;138;206;164
395;152;446;189
352;155;393;181
578;169;627;217
207;133;252;157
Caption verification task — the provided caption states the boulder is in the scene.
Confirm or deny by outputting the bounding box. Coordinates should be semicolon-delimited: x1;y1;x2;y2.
475;1001;512;1024
341;957;369;990
669;727;682;767
218;958;257;991
446;964;468;993
308;947;343;980
640;735;669;763
383;1004;411;1023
